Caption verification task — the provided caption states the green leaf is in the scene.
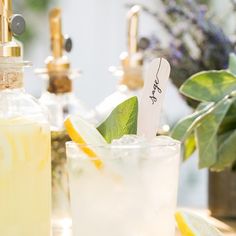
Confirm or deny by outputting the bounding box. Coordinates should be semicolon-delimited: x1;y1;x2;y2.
180;71;236;102
212;130;236;171
218;99;236;135
218;131;233;147
196;102;212;111
229;53;236;75
171;102;213;141
195;98;232;169
183;133;196;160
97;97;138;143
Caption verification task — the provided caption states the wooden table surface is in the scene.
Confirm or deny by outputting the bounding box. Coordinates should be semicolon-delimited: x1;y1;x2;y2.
175;209;236;235
53;210;236;236
176;221;236;235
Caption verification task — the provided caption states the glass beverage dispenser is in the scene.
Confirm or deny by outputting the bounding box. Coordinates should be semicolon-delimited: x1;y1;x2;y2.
36;8;89;231
0;1;51;236
94;5;144;123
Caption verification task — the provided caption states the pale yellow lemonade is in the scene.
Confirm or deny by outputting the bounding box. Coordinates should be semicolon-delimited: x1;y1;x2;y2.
0;117;51;236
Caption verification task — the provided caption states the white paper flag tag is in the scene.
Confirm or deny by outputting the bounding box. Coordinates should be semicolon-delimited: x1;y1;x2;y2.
137;58;171;139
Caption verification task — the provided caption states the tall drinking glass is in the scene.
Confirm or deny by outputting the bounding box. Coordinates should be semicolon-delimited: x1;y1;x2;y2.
66;136;180;236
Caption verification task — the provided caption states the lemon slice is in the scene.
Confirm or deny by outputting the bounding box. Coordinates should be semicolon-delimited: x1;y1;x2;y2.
175;210;223;236
64;116;106;169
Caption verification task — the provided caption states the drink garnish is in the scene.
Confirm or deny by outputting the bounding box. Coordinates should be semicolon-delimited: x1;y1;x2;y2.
137;58;170;139
64;116;106;169
64;97;138;169
97;96;138;143
64;58;170;168
176;210;223;236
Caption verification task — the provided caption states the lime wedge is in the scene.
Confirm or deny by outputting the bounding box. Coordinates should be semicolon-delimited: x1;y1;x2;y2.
176;210;223;236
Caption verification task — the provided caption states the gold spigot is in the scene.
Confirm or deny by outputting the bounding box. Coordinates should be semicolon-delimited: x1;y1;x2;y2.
128;5;140;59
46;8;72;73
50;8;63;59
0;0;25;57
44;8;74;94
120;5;143;90
0;0;12;43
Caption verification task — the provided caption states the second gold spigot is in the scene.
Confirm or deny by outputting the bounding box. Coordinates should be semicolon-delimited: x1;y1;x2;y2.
46;8;72;73
120;5;143;90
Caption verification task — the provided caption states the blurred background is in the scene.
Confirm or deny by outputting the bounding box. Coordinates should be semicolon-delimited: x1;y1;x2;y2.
13;0;236;209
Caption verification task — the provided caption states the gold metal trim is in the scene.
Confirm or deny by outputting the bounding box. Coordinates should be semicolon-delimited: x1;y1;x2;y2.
45;55;70;72
47;61;70;72
120;66;144;90
0;44;21;57
0;0;22;57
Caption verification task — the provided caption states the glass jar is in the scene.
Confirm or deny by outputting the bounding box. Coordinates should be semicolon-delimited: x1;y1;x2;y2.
37;69;89;229
0;59;51;236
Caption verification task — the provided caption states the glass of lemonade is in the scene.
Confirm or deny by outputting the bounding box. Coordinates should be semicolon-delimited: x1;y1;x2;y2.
66;135;180;236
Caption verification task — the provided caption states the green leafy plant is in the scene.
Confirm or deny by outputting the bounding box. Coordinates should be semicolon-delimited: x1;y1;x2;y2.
171;53;236;171
134;0;236;108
